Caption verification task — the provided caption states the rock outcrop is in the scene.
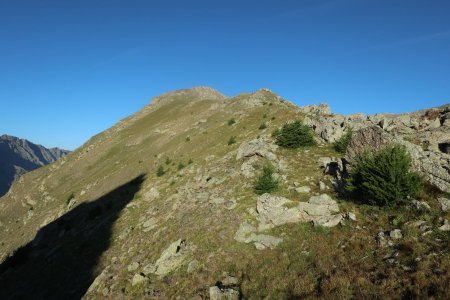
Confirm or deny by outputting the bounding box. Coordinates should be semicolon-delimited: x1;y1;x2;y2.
143;239;191;277
345;126;450;193
235;193;344;250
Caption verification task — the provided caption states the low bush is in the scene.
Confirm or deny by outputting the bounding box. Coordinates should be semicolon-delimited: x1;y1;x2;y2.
346;144;423;206
228;118;236;126
333;128;353;154
254;163;279;195
177;162;185;170
156;165;166;177
259;122;267;130
273;120;315;148
228;136;237;145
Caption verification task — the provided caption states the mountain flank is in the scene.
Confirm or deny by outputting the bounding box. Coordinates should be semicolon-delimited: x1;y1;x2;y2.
0;134;70;197
0;87;449;299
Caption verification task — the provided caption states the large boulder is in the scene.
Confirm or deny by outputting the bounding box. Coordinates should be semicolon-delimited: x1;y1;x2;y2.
236;139;277;161
256;194;343;231
345;126;390;163
143;239;190;276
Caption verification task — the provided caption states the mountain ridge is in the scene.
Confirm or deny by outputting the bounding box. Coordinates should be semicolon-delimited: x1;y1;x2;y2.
0;134;70;197
0;87;449;299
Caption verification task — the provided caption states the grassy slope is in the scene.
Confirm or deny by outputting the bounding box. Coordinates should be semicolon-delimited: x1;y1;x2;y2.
0;88;449;299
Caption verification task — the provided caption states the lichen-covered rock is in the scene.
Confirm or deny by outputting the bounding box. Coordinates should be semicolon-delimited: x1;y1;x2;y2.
437;197;450;212
209;286;240;300
234;221;283;250
143;239;190;276
252;193;342;233
236;139;277;161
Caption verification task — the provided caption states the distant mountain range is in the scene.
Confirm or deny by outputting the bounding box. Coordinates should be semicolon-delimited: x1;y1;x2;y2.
0;134;70;197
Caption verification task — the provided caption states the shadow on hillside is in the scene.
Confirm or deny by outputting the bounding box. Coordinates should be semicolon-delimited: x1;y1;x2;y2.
0;174;145;300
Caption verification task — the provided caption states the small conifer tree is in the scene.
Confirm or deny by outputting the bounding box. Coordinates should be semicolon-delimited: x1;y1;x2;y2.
274;120;315;148
254;163;279;195
346;144;422;206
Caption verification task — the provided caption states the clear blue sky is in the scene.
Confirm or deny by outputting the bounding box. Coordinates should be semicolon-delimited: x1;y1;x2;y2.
1;0;449;150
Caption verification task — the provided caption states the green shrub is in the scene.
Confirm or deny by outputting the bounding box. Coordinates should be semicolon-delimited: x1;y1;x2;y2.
185;136;190;142
254;163;279;195
273;120;315;148
156;165;166;177
228;118;236;126
177;162;185;170
271;128;281;137
228;136;237;145
188;158;193;164
165;157;172;165
334;128;353;154
259;122;267;130
346;144;423;206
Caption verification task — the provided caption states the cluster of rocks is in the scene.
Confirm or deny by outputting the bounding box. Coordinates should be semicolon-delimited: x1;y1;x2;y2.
209;275;240;300
235;193;354;250
300;103;450;193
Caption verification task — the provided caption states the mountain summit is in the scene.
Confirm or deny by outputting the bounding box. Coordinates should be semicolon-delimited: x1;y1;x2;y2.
0;88;449;299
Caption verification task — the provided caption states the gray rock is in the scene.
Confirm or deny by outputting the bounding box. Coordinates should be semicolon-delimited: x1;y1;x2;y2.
256;193;341;231
304;194;340;214
295;186;311;193
319;181;327;191
299;103;331;115
390;229;403;239
144;187;159;201
209;286;240;300
240;156;259;178
253;235;284;250
127;262;139;272
411;199;431;211
406;220;426;228
256;194;305;231
437;197;450;212
312;214;344;227
317;157;334;169
438;219;450;231
144;239;190;276
131;273;147;286
187;260;200;273
234;222;283;250
345;212;357;221
236;139;277;161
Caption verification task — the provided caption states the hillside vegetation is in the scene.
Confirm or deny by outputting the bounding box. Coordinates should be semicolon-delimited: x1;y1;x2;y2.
0;87;449;299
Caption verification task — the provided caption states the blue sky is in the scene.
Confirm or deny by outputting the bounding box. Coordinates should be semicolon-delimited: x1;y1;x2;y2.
1;0;449;150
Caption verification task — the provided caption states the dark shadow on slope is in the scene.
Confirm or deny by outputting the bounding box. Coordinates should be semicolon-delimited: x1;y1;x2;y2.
0;174;145;300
